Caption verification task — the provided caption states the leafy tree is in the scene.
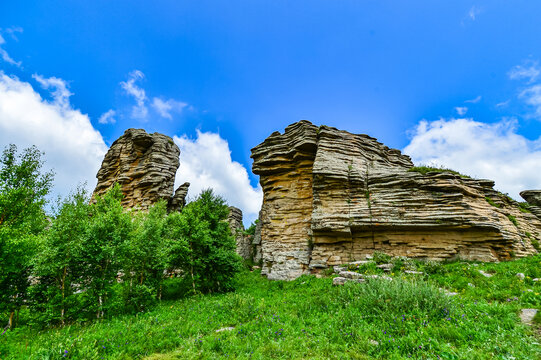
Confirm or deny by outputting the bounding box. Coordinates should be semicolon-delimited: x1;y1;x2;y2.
80;184;133;319
33;186;90;325
122;200;168;311
244;219;259;236
166;189;242;294
0;144;53;329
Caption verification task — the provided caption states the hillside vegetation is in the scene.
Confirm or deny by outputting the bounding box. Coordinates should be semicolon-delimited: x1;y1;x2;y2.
1;255;540;359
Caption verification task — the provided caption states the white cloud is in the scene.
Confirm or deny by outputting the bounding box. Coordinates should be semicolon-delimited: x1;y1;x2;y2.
468;6;482;20
173;131;263;224
120;70;148;119
0;32;21;67
403;117;541;200
4;27;23;41
519;84;541;119
0;72;108;202
455;106;468;116
32;74;73;109
152;97;187;119
496;100;510;108
98;109;116;124
465;95;482;104
509;61;540;83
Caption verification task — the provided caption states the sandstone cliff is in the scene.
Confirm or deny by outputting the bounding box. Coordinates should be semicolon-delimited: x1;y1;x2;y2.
91;128;189;212
252;121;541;280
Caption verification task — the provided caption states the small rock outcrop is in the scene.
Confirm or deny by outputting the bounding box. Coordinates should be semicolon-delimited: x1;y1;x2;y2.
227;207;252;260
251;121;541;280
169;182;190;213
520;190;541;219
92;128;189;212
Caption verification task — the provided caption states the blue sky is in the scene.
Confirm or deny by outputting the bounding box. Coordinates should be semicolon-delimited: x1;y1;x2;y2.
1;1;540;223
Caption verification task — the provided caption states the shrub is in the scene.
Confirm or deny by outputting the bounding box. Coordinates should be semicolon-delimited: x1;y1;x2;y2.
165;189;242;294
372;251;391;264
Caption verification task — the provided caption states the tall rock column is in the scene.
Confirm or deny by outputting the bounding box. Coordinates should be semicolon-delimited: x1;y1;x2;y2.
251;121;319;279
91;128;188;211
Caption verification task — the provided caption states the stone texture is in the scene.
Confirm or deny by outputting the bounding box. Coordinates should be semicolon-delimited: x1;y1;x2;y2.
520;190;541;219
228;206;252;260
92;128;185;211
168;182;190;213
251;121;541;280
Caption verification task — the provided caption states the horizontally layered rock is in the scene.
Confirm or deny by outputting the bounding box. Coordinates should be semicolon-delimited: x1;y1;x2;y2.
252;121;541;280
228;207;252;260
91;128;188;212
521;191;541;219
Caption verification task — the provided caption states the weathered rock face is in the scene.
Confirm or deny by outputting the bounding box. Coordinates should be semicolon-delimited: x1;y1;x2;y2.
91;128;188;211
521;191;541;219
252;121;541;280
227;206;252;260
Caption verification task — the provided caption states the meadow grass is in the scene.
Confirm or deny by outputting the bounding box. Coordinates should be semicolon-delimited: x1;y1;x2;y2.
1;256;540;359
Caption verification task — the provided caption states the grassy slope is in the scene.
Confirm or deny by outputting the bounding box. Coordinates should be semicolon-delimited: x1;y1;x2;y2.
1;256;540;360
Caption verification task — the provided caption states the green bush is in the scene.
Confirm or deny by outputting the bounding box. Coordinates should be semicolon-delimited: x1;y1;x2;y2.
166;189;243;294
372;251;391;265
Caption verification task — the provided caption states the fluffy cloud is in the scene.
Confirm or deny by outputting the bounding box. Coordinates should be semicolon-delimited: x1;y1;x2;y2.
152;97;187;119
0;72;108;201
403;117;541;200
120;70;148;119
173;131;263;224
98;109;116;124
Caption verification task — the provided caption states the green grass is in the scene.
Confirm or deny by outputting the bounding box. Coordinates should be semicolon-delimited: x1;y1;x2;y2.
408;166;471;178
508;214;519;227
485;197;501;208
1;256;541;359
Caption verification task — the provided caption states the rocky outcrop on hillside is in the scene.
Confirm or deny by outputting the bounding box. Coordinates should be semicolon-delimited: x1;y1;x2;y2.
520;191;541;219
251;121;541;280
91;128;189;212
227;207;252;260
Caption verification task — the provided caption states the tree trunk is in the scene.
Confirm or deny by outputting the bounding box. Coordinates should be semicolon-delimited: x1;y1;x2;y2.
8;311;14;329
61;266;67;326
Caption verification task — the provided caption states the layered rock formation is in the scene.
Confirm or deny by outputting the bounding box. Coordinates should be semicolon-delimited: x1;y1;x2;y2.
91;128;189;212
252;121;541;280
227;207;252;260
520;191;541;219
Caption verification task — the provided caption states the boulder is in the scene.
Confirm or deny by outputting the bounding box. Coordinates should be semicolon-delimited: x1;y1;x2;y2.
251;121;541;280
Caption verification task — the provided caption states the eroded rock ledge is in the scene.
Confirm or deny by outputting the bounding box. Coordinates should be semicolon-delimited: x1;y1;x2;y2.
251;121;541;280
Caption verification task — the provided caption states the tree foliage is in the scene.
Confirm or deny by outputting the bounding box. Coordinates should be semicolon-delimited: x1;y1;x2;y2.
1;143;243;329
0;145;53;328
166;189;242;294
